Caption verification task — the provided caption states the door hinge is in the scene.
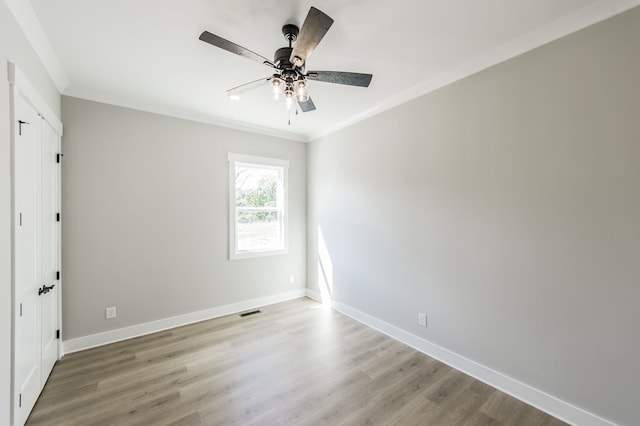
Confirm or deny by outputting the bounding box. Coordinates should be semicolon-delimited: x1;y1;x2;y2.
56;329;60;339
19;393;22;408
20;303;23;317
56;213;61;222
57;153;64;163
56;271;60;280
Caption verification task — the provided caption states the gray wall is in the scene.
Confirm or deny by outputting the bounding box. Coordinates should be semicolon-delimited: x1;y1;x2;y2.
307;7;640;426
61;97;306;340
1;3;61;424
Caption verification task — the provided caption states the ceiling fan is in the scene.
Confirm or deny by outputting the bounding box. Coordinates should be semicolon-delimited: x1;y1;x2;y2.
199;6;373;115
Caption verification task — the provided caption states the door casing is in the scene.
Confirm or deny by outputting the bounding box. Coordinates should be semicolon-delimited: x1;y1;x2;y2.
9;62;63;426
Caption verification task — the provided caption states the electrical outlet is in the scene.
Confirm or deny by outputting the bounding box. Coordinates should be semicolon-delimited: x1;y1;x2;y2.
289;274;295;284
418;312;427;327
106;306;116;319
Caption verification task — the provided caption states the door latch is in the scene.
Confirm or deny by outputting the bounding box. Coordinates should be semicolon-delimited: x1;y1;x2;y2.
38;284;55;296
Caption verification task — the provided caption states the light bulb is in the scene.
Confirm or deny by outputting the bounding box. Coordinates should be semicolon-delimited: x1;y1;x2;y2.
285;93;293;110
271;77;282;100
296;80;309;102
296;80;306;96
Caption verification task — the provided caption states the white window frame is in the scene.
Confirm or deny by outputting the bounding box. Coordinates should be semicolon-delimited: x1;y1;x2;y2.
228;153;289;260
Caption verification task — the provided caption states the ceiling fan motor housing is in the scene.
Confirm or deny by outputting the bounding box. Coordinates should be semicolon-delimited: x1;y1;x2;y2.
199;6;372;115
274;47;294;69
275;24;301;69
282;24;299;42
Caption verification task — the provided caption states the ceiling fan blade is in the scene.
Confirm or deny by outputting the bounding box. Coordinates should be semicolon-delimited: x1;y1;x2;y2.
289;7;334;67
199;31;275;68
227;77;272;98
297;97;316;112
306;71;373;87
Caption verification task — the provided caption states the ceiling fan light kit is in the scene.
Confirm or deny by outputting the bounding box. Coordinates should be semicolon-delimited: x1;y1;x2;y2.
199;6;373;123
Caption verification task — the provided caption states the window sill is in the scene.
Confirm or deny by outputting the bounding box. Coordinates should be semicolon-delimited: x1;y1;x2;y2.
230;248;289;260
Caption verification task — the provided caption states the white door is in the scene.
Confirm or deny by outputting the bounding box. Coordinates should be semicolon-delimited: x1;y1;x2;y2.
13;93;61;426
39;120;60;384
14;94;43;426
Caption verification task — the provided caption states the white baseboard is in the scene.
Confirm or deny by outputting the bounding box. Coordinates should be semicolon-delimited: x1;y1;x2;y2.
305;289;612;426
62;289;307;355
64;288;613;425
305;288;324;304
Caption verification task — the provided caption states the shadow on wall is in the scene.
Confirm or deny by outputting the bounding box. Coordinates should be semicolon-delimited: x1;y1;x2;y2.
317;225;333;305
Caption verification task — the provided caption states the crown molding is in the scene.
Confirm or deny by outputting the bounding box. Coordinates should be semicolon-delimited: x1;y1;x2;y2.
62;87;309;142
308;0;640;141
4;0;69;92
7;0;640;143
8;61;63;134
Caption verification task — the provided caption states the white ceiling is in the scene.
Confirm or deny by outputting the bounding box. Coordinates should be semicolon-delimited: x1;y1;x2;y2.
13;0;640;141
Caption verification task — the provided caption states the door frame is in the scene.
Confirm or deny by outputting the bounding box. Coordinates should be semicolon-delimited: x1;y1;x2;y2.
9;62;63;426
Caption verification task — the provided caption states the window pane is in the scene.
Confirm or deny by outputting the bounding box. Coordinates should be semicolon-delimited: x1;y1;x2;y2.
229;153;288;259
237;211;282;252
236;166;278;208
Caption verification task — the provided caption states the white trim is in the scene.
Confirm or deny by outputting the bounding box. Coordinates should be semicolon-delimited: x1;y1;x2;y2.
305;288;323;304
6;0;640;142
307;291;614;426
308;0;640;141
3;0;69;92
63;91;309;142
8;62;63;135
227;153;289;260
227;153;290;169
62;289;306;355
9;63;63;426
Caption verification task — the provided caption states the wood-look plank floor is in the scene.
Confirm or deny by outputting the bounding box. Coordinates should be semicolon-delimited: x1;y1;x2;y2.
27;298;566;426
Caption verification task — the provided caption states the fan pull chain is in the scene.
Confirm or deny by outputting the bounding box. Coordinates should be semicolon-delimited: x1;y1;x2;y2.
288;108;300;126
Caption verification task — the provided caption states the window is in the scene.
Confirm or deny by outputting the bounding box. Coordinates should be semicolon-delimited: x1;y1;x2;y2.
228;153;289;259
